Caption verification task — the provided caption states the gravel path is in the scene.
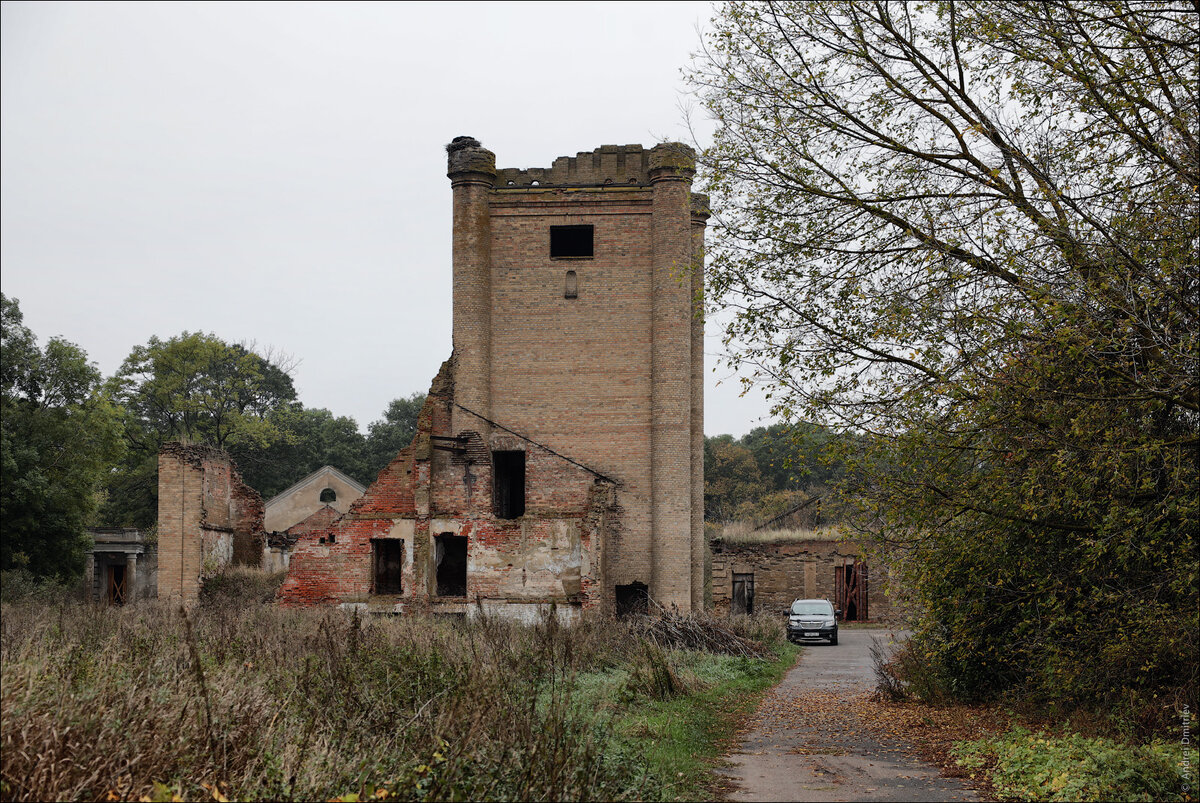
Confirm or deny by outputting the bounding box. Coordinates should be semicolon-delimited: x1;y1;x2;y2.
718;629;980;802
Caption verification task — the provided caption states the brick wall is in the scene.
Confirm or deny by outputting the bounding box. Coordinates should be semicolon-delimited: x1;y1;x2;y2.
157;443;266;604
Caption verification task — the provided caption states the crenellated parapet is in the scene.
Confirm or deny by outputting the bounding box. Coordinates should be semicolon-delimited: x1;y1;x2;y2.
495;142;696;188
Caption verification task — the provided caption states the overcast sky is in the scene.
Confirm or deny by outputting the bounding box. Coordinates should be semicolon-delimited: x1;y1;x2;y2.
1;0;774;437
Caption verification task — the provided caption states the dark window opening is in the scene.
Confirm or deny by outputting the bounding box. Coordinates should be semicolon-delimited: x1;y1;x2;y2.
493;451;525;519
732;572;755;615
550;225;594;258
320;487;337;503
615;581;649;616
372;538;403;594
107;564;127;606
564;270;578;299
435;534;468;597
835;559;868;621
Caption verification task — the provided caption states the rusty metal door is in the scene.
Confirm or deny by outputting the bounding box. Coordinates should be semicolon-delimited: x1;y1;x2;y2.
835;558;868;621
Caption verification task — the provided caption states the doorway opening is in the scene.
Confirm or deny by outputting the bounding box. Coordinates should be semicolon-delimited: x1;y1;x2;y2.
371;538;403;594
615;581;649;616
835;558;869;621
731;572;755;615
435;534;467;597
107;564;127;606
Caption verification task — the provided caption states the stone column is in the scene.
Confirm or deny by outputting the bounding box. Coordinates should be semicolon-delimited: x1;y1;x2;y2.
690;193;710;610
126;553;138;602
648;142;696;609
84;552;95;602
446;137;497;435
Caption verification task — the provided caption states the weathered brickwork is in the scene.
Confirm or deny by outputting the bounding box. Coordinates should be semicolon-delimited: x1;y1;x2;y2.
276;139;707;616
276;358;616;617
710;538;908;624
157;443;266;604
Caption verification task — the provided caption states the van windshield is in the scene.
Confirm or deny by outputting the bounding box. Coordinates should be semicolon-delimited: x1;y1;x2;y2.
791;601;833;616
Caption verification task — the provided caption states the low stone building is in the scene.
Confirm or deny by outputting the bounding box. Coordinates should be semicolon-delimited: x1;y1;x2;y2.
710;533;905;623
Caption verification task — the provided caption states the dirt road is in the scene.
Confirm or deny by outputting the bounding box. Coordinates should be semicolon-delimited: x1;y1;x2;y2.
718;629;980;802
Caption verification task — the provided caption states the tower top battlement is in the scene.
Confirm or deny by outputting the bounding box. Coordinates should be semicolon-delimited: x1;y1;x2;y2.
446;140;695;189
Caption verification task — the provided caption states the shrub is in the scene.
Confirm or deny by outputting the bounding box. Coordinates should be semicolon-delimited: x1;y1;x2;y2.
953;726;1198;802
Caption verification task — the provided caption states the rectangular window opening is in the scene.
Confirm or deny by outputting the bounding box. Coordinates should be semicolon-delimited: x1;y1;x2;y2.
435;534;468;597
493;450;526;519
371;538;403;594
550;225;594;258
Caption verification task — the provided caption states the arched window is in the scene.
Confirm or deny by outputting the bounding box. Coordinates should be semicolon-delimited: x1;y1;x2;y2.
564;270;578;299
320;487;336;504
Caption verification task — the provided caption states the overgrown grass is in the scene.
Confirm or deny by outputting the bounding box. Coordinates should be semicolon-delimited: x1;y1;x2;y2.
0;581;792;802
714;521;842;544
953;726;1197;802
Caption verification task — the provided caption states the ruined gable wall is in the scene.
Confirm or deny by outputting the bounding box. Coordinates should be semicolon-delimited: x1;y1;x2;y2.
157;443;265;604
276;356;611;611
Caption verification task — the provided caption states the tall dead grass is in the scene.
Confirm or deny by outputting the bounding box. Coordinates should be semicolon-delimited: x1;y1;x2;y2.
0;590;781;802
715;521;843;544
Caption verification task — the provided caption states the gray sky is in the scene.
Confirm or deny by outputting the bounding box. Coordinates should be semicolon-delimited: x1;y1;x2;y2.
1;0;773;437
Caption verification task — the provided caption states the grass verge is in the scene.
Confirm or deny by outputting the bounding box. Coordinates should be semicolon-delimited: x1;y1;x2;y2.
571;644;800;801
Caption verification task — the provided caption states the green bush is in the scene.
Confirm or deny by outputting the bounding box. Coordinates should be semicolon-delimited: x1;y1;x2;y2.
953;726;1197;802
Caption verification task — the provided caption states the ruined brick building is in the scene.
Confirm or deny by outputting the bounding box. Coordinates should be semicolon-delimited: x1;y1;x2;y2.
274;138;709;618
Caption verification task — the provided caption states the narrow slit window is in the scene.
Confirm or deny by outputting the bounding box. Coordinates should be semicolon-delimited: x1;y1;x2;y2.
493;450;526;519
550;225;593;258
564;270;578;299
371;538;403;594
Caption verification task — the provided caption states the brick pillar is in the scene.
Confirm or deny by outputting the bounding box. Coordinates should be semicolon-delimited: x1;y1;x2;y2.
690;193;710;610
157;445;203;606
649;142;696;609
447;137;496;435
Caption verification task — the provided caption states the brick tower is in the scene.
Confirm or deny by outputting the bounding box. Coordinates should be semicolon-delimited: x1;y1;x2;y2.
447;138;708;610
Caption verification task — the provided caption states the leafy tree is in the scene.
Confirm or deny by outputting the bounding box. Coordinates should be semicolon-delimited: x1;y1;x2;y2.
109;332;297;451
363;393;426;481
703;435;764;522
242;392;426;503
691;1;1197;722
1;294;123;580
239;405;369;499
101;332;298;527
